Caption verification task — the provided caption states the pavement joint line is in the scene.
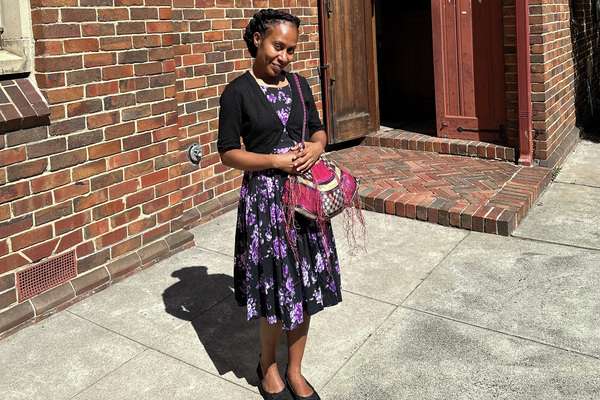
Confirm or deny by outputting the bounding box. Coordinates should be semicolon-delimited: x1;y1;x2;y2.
201;291;236;314
63;291;233;352
68;348;149;399
340;288;398;307
194;246;234;259
400;232;472;307
66;306;260;397
62;216;596;395
510;233;600;253
553;180;600;190
321;233;471;390
400;305;600;362
136;346;260;397
68;286;409;395
66;309;160;350
320;303;400;390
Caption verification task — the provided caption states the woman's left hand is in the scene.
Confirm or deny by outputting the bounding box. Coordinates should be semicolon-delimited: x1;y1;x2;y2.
293;141;325;173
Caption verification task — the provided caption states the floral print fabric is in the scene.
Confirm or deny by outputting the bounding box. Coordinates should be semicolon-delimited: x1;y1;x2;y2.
233;84;342;331
259;84;292;127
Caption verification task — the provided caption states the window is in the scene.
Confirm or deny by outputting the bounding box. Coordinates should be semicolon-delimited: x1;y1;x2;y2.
0;0;34;75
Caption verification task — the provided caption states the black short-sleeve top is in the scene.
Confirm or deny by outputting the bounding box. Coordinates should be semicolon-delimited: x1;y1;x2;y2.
217;71;324;154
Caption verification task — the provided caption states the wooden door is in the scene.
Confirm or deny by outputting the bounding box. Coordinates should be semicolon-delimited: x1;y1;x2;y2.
320;0;379;143
431;0;506;142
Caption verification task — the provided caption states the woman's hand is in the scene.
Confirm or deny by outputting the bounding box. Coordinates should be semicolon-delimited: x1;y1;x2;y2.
271;148;301;174
293;141;324;173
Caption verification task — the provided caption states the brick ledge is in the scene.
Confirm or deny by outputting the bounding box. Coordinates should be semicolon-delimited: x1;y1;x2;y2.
0;78;50;134
364;129;517;163
181;188;240;230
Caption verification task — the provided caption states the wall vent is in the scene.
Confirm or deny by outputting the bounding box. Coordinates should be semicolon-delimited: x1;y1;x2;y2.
16;251;77;302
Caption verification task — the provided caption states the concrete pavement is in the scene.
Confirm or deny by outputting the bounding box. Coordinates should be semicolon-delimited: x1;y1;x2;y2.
1;139;600;399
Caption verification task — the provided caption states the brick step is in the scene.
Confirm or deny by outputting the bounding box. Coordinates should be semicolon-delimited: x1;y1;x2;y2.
364;129;517;163
326;146;552;236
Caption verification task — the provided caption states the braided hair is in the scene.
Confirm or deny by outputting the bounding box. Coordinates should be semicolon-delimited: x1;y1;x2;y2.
243;9;301;58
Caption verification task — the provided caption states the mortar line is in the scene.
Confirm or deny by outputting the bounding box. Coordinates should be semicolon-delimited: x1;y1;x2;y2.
479;165;524;210
401;305;600;362
321;232;471;390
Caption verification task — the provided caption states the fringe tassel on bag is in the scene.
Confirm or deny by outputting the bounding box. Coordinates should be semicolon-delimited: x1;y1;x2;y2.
281;73;367;274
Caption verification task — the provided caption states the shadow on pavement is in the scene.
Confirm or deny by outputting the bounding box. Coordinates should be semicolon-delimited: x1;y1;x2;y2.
162;266;281;387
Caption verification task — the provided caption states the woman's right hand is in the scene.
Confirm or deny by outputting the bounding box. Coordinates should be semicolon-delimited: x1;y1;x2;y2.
271;151;300;174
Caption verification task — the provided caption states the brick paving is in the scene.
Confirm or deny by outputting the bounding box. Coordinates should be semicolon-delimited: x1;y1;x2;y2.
327;145;552;235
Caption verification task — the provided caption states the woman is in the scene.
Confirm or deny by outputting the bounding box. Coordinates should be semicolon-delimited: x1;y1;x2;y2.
217;9;342;400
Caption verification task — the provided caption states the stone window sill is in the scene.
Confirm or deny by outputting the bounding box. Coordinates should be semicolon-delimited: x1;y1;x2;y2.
0;49;29;75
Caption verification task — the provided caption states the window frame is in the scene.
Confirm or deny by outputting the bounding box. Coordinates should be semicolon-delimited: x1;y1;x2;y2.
0;0;34;76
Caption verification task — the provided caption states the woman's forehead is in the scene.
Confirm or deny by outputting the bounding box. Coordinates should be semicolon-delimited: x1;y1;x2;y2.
265;21;298;42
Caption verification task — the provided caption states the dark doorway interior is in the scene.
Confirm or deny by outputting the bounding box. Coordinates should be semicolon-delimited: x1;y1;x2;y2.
375;1;436;135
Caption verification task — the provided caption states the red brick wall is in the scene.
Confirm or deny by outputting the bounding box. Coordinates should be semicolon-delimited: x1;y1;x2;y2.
529;0;581;167
0;0;321;336
503;0;588;166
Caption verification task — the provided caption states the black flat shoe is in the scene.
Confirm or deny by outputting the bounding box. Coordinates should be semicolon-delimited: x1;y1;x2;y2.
257;362;294;400
284;368;321;400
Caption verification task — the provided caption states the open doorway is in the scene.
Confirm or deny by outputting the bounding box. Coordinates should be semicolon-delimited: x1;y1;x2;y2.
375;1;436;135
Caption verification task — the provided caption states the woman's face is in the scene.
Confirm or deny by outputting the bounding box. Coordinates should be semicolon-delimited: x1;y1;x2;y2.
254;21;298;78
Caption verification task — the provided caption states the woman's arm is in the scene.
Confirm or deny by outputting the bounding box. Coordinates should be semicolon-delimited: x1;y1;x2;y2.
309;130;327;148
220;148;300;174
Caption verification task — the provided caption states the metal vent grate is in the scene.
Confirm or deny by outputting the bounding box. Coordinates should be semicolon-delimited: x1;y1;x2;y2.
16;251;77;302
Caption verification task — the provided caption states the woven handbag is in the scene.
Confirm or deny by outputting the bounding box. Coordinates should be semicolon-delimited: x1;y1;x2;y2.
282;74;360;222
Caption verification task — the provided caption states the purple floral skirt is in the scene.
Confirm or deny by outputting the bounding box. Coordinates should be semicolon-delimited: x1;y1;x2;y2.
233;147;342;331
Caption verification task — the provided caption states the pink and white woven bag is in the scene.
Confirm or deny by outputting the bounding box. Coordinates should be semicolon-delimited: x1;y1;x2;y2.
283;74;361;222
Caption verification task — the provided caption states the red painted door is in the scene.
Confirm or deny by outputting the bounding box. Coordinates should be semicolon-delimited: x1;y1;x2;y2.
431;0;506;143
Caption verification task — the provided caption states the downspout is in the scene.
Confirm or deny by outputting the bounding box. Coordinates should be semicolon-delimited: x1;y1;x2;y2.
517;0;534;166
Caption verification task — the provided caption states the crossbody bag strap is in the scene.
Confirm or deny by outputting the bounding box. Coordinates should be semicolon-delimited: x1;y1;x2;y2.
292;73;307;144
